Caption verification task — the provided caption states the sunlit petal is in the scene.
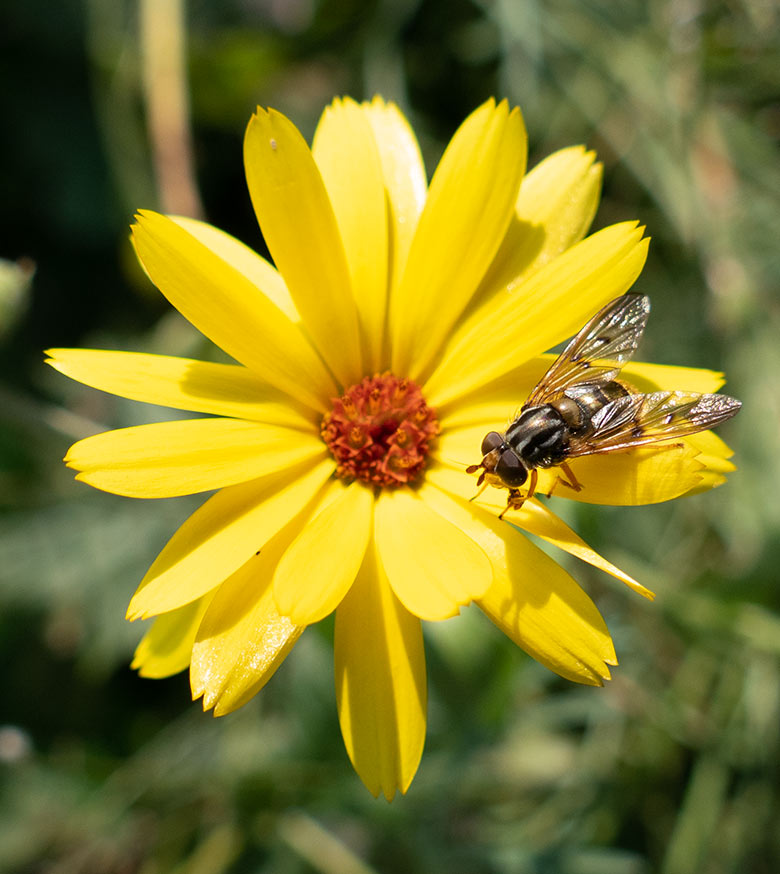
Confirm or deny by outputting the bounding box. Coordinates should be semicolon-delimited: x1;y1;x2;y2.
680;429;737;494
273;481;374;625
374;487;493;620
191;526;305;717
127;459;334;620
477;146;602;300
684;429;735;464
425;464;653;598
621;361;727;394
436;355;728;428
244;107;363;385
335;542;426;800
391;99;527;379
45;349;317;428
505;501;653;598
422;482;616;685
432;422;513;474
425;222;649;406
66;418;327;498
313;97;388;371
363;97;427;296
131;594;214;678
533;444;704;505
131;210;334;410
169;215;298;322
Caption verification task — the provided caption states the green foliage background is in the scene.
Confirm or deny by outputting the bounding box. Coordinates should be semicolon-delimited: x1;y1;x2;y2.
1;1;779;872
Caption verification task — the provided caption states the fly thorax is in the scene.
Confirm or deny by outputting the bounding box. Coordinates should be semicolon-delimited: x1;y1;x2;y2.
549;395;588;434
505;405;569;468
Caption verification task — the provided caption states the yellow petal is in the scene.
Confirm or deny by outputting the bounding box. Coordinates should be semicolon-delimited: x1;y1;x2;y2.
335;542;426;800
479;553;616;686
437;357;728;429
244;107;363;386
533;444;704;505
131;211;334;410
425;222;649;407
313;98;388;371
514;146;603;265
131;594;214;678
433;422;512;474
621;361;726;394
425;464;653;599
169;215;299;322
422;481;615;685
507;502;654;598
66;418;327;498
45;349;317;429
683;471;729;494
684;429;734;464
477;146;602;299
679;429;736;494
363;97;427;297
390;99;528;380
436;360;546;429
597;366;736;494
191;528;305;716
373;487;492;620
273;481;374;625
127;459;334;619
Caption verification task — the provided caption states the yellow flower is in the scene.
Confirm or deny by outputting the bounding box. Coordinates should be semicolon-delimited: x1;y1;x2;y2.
47;98;735;799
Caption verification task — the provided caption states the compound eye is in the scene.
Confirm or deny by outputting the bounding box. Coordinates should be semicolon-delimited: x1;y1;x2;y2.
481;431;504;455
496;450;527;487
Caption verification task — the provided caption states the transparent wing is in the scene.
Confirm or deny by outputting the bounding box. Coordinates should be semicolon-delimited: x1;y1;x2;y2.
566;391;742;457
525;293;651;407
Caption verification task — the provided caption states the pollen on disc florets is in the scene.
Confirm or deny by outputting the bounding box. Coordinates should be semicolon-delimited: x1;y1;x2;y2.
321;373;440;487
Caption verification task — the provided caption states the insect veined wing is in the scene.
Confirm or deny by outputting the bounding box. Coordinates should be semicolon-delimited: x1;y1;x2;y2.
565;391;742;456
524;293;651;407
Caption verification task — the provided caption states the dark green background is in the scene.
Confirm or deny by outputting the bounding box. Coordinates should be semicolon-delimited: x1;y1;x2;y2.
1;1;778;872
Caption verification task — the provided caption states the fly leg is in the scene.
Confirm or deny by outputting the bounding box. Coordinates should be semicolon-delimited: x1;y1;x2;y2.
560;461;582;491
499;469;538;520
546;461;583;498
469;480;490;503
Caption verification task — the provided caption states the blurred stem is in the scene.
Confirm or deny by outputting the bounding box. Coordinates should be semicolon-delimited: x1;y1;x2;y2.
0;385;103;440
278;811;380;874
140;0;204;218
84;0;156;212
661;754;729;874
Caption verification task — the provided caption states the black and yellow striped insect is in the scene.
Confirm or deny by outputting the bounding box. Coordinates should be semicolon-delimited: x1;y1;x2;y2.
467;293;741;518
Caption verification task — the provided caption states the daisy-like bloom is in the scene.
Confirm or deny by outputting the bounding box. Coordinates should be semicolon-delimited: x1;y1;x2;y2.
47;98;736;799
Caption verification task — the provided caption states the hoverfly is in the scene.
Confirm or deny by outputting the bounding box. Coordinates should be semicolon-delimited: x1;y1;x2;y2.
467;292;741;518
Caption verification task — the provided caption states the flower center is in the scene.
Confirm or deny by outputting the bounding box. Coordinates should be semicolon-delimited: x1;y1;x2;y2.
321;373;439;487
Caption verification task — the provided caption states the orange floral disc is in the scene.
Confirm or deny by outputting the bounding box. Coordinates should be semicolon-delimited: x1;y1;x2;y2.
321;373;440;487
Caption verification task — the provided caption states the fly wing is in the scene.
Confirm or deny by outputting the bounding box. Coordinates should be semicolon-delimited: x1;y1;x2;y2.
525;293;651;408
565;391;741;456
